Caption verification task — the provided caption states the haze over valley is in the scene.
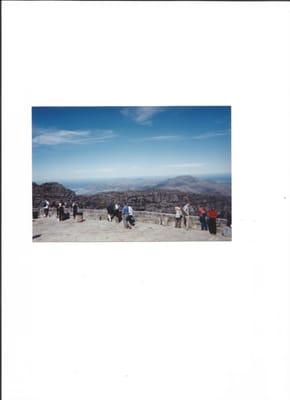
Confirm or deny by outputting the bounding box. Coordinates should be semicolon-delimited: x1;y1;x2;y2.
47;174;232;196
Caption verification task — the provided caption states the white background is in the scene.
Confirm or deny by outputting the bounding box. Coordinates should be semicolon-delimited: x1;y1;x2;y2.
2;2;290;400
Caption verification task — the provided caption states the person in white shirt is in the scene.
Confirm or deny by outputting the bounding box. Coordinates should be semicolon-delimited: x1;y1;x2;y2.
113;203;122;223
175;206;182;228
43;200;49;217
127;206;135;228
128;206;133;216
182;202;191;230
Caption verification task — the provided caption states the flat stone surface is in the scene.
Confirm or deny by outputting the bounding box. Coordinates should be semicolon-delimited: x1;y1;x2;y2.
32;214;231;242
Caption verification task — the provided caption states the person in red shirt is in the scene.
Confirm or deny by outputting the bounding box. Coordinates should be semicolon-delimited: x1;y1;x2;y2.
207;208;218;234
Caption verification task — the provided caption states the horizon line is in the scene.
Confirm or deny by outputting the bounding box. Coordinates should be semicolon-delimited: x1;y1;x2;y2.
33;172;231;183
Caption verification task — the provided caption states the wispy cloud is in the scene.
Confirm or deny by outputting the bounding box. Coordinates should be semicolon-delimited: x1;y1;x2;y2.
166;163;204;168
138;135;182;142
32;129;118;145
192;132;228;140
120;107;165;125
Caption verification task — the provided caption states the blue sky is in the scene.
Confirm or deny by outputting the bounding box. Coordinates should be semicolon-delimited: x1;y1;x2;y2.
32;106;231;181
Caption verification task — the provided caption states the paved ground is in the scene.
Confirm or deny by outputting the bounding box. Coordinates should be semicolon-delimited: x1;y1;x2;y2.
32;215;231;242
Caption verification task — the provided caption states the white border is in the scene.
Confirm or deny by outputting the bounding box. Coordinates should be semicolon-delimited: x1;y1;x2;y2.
2;2;290;400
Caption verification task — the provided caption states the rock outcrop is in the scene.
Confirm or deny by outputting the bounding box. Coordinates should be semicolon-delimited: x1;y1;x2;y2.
33;182;76;208
33;182;231;215
76;189;231;215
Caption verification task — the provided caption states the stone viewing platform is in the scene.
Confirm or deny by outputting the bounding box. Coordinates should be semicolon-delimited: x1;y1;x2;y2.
32;208;231;242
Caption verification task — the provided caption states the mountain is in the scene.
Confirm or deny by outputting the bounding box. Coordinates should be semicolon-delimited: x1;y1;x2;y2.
63;176;169;195
60;175;231;196
155;175;231;196
32;182;231;215
75;189;231;215
33;182;76;208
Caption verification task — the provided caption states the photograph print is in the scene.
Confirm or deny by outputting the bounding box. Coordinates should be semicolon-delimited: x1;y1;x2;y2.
32;106;231;242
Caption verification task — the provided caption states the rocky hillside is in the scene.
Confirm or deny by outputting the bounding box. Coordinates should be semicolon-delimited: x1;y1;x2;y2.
76;190;231;215
33;182;76;208
33;182;231;215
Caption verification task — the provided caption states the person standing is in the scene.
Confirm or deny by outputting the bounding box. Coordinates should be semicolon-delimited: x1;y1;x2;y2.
175;206;182;228
59;202;65;222
127;205;135;228
226;210;232;228
114;203;122;222
107;202;114;222
43;199;49;217
198;206;208;230
207;207;218;234
182;202;191;230
72;202;78;219
56;202;61;219
122;203;130;229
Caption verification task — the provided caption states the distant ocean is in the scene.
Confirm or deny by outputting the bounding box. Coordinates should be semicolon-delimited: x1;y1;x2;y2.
198;174;231;184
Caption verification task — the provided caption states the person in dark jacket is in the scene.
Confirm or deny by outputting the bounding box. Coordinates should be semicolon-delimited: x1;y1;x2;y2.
56;202;61;219
107;202;115;222
198;206;208;230
226;210;232;227
72;202;78;219
113;204;122;222
59;202;65;221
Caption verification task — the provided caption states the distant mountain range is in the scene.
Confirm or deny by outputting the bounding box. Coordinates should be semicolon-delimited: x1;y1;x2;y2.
155;175;231;196
59;174;231;196
32;175;231;214
64;176;164;195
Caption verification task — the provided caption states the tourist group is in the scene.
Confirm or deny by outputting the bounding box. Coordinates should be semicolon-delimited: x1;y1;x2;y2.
40;199;231;234
174;203;231;235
